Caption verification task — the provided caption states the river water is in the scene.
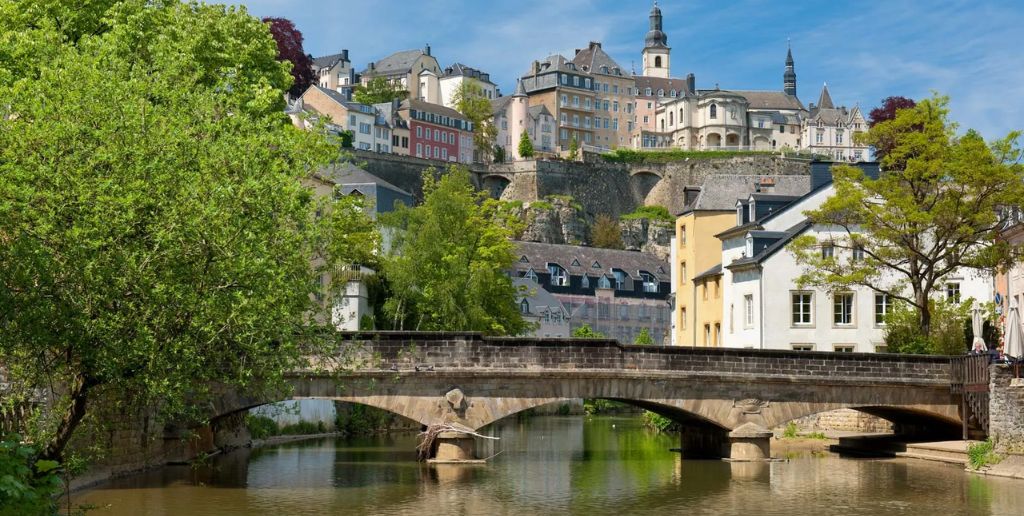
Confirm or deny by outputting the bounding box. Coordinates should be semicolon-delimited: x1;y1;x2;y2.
74;415;1023;515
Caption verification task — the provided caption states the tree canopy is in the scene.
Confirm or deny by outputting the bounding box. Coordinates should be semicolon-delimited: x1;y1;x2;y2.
0;0;369;462
380;166;529;335
865;95;918;160
791;94;1024;337
353;76;407;105
263;16;315;98
451;79;498;162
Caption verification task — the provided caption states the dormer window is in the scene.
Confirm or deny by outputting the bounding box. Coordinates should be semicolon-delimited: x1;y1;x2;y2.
745;235;754;257
748;200;756;221
524;268;538;282
612;269;627;290
598;275;612;289
581;275;591;289
548;263;569;287
640;272;658;293
520;299;530;314
736;202;744;225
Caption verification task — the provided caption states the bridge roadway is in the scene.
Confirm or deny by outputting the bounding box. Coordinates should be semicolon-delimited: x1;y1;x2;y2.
213;333;960;461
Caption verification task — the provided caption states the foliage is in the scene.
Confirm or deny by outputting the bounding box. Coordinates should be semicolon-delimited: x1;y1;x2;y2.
783;422;799;438
353;76;407;105
0;0;374;461
493;144;506;163
568;135;579;160
517;129;535;159
602;148;773;163
884;299;971;354
529;200;554;210
868;96;917;128
337;129;354;148
620;205;673;222
278;420;323;435
451;79;498;162
591;214;625;250
556;403;572;416
0;436;61;516
335;403;395;436
380;166;530;335
790;94;1024;336
583;399;622;415
262;17;314;97
245;415;279;440
633;328;655;345
572;324;606;338
967;439;1002;470
544;195;582;211
641;411;677;433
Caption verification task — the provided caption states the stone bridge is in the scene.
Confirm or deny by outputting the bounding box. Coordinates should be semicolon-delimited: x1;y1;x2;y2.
213;333;960;461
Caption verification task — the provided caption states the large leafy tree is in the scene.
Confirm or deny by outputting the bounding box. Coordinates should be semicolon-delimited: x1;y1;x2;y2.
0;0;366;461
381;166;529;335
865;95;918;160
451;79;498;162
263;16;315;97
353;76;407;105
792;94;1024;336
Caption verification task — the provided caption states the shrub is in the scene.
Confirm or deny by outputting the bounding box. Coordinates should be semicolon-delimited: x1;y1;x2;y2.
590;214;624;250
633;328;655;345
884;298;972;354
572;324;606;338
783;422;799;438
245;415;279;440
602;149;773;163
620;205;673;222
967;439;1002;470
583;399;620;415
278;420;321;435
557;403;572;416
0;436;61;516
642;411;677;433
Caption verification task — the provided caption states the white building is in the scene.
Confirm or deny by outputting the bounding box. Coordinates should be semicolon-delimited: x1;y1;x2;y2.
293;85;391;153
312;50;355;95
440;63;499;108
718;162;992;352
492;80;557;160
803;84;869;162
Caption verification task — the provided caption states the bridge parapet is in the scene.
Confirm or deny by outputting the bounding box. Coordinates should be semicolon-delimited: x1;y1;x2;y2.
336;332;952;385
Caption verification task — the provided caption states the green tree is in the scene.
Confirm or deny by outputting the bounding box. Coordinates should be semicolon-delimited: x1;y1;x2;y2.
791;94;1024;336
353;76;407;105
381;166;529;335
0;437;61;516
451;79;498;162
568;135;579;160
493;143;506;163
633;328;654;345
591;214;625;250
572;324;605;338
518;129;535;159
0;0;370;462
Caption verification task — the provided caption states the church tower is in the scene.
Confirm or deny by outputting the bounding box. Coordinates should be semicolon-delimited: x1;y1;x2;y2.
783;42;797;96
642;1;670;78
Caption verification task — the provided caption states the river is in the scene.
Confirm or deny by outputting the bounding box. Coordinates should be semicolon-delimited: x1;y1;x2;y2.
73;415;1023;515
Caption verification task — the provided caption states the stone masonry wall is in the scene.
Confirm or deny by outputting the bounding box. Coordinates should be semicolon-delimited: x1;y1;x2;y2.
340;333;952;383
989;364;1024;452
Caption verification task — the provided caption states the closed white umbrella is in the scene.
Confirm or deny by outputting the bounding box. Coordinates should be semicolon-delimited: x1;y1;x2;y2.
971;307;986;353
1004;301;1024;360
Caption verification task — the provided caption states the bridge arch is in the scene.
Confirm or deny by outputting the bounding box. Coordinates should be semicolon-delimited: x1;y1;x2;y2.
481;174;512;199
629;171;662;203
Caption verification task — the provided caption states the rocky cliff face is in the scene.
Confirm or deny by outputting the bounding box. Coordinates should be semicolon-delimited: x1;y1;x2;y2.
511;197;673;260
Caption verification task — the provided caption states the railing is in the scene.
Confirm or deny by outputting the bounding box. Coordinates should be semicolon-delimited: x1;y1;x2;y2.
950;354;990;438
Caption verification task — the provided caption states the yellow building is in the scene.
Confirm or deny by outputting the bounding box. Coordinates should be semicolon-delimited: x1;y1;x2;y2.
671;175;812;346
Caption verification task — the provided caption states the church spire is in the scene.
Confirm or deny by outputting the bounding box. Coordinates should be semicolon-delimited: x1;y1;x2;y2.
817;82;834;109
645;1;668;48
783;39;797;96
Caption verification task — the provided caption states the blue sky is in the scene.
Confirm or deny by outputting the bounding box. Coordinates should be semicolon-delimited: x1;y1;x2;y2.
237;0;1024;140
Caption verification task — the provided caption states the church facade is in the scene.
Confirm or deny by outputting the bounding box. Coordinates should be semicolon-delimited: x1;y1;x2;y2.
635;2;868;161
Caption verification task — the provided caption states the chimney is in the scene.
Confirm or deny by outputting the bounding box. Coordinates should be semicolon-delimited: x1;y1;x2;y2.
590;41;601;49
575;48;581;56
686;73;695;95
369;62;375;71
341;49;349;62
424;44;431;56
532;60;540;76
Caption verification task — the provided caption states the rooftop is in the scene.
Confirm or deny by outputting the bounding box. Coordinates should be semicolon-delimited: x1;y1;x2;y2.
513;241;669;281
681;174;811;214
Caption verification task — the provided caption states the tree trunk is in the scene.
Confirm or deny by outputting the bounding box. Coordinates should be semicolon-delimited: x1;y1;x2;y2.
41;378;92;462
916;290;932;338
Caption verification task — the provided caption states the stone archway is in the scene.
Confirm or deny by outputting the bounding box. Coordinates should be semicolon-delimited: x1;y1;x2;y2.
707;133;722;148
726;133;740;147
481;174;512;199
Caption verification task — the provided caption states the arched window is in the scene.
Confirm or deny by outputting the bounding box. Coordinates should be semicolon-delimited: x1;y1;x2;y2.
655;56;662;68
679;109;684;121
668;111;673;126
710;103;718;119
520;299;530;314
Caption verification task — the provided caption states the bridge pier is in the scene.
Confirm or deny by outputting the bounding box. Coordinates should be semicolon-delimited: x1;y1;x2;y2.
429;431;483;464
725;423;772;461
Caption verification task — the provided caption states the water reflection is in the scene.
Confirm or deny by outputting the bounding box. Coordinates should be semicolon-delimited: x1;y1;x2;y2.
74;416;1024;516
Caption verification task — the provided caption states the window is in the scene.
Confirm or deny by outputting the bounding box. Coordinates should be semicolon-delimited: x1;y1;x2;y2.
792;344;814;351
836;131;844;144
714;323;721;346
641;272;657;293
704;324;711;346
560;74;568;85
416;143;422;157
834;293;854;325
581;276;590;289
613;270;627;290
349;114;357;127
834;345;855;353
729;304;735;333
598;276;611;289
702;282;708;300
645;88;652;96
816;131;824;144
520;300;530;314
441;148;448;160
441;132;447;143
654;56;662;68
424;128;431;140
779;124;785;133
613;101;619;112
573;115;579;127
560;129;568;140
680;307;687;330
821;245;834;259
573;76;579;87
874;293;890;325
744;294;754;327
946;282;961;301
548;264;568;286
792;292;813;325
853;245;865;261
619;305;629;320
573;96;580;107
584;98;591;109
560;94;567;106
433;146;440;158
434;129;440;141
710;104;717;119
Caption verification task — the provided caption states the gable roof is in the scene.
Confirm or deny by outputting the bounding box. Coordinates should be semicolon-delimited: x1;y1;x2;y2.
680;174;811;214
513;278;569;316
443;63;495;84
528;104;552;119
732;90;806;111
521;54;578;78
491;95;513;116
571;42;627;77
634;76;692;97
404;98;469;121
726;221;813;270
314;162;412;196
513;241;669;282
361;49;430;76
312;52;348;70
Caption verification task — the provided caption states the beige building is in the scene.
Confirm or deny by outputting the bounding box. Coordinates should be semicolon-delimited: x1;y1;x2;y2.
520;55;597;152
360;46;442;104
571;42;636;150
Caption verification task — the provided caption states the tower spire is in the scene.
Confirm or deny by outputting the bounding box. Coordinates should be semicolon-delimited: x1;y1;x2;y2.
783;39;797;96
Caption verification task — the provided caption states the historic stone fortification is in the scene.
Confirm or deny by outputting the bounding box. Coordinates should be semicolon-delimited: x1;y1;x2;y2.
989;365;1024;452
